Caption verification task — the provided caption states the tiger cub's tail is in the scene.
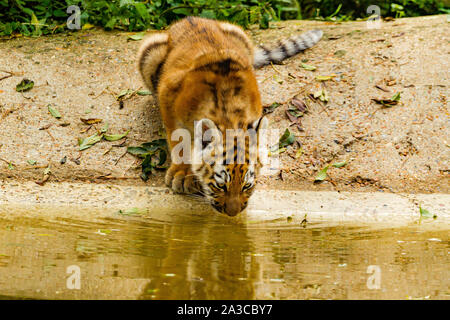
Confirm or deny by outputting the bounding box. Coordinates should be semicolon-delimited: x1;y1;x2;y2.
253;29;323;68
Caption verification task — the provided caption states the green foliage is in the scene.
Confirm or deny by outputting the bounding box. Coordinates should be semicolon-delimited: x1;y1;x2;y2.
0;0;276;36
297;0;448;21
0;0;448;37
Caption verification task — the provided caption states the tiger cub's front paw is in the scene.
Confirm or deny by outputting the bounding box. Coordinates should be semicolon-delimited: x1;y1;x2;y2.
165;164;199;194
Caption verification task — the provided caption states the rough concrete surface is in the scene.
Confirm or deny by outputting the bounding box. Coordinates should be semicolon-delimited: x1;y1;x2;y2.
0;15;448;194
1;180;449;226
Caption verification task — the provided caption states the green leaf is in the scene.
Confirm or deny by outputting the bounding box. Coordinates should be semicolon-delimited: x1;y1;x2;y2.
47;104;61;119
142;139;167;151
273;147;287;155
134;3;150;21
372;92;401;107
287;107;303;118
30;12;39;26
82;23;95;30
137;90;152;96
200;9;216;19
260;12;270;29
301;63;316;71
313;88;329;102
117;89;132;99
279;128;295;148
419;207;436;219
27;160;37;165
16;78;34;92
315;165;329;181
127;146;150;157
97;229;112;235
295;147;303;158
391;92;401;102
116;207;147;216
316;75;333;81
127;139;168;181
128;32;145;41
264;102;280;114
79;133;103;151
104;130;129;141
101;122;109;133
332;161;347;168
8;162;14;170
105;17;117;29
334;49;347;57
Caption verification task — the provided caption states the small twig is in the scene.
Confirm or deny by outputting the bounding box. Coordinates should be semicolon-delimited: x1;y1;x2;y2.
39;123;53;130
78;175;139;180
0;158;13;165
103;146;113;156
80;125;93;134
93;86;109;99
0;71;13;81
260;75;272;83
20;92;32;100
314;97;330;116
23;165;49;170
114;151;128;165
270;62;282;76
375;84;390;92
45;130;55;141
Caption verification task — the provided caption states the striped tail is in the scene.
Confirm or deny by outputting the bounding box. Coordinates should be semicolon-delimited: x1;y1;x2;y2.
253;29;323;68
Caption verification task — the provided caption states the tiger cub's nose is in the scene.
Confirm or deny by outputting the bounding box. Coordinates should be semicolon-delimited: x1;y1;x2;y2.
224;199;242;217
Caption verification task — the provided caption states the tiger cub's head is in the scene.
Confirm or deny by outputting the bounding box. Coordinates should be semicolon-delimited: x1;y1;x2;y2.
192;117;269;216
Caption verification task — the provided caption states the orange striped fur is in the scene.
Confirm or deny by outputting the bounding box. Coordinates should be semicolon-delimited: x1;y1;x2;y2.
137;17;322;216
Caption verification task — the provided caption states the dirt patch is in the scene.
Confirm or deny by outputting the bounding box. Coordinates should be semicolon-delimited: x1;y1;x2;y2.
0;16;448;194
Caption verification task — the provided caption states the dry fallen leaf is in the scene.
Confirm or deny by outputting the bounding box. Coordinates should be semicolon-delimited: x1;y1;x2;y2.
81;118;102;125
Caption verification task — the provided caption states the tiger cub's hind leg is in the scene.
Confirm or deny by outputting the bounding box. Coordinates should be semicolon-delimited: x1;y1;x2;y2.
137;33;169;93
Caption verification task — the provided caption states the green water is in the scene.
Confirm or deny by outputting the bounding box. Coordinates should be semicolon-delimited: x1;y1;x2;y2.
0;207;448;300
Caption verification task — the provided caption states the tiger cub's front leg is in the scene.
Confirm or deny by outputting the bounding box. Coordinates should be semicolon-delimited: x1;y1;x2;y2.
165;163;199;194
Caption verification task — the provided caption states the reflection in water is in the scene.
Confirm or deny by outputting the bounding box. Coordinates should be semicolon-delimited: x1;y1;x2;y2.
137;219;258;300
0;206;448;300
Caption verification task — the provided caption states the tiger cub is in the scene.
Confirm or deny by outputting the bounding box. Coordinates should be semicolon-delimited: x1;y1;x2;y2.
137;16;322;216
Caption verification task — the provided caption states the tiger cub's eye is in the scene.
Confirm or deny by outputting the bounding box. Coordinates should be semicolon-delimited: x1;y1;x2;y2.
243;183;253;191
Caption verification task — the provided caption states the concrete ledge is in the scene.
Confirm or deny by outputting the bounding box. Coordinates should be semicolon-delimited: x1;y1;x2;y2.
1;180;448;227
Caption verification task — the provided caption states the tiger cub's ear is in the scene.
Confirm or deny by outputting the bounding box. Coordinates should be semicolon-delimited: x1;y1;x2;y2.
137;33;169;92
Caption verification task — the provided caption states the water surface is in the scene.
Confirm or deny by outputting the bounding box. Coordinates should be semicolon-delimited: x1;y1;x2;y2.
0;206;448;300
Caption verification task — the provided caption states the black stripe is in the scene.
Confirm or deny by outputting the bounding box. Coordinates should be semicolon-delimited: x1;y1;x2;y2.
279;41;288;59
195;58;242;74
299;39;307;50
262;46;271;58
186;16;196;26
139;41;167;75
150;61;165;92
289;38;300;53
